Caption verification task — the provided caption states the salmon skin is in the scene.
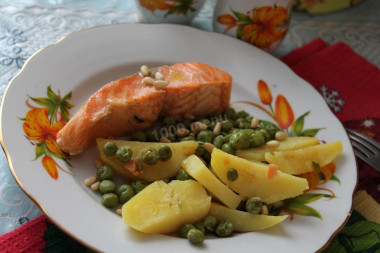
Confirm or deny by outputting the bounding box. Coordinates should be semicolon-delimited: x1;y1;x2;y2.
57;62;232;155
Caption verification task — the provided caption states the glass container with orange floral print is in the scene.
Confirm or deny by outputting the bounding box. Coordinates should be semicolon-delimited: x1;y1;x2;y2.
213;0;293;53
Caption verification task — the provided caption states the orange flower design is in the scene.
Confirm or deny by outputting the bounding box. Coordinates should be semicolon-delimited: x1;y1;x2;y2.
242;6;289;49
23;108;64;144
217;5;290;50
139;0;174;12
257;79;272;105
275;94;294;130
20;85;73;180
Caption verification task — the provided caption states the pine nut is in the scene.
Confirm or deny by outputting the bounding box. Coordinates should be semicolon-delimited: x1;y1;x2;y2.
116;209;122;216
84;176;97;187
261;205;269;215
154;71;164;80
266;140;280;148
251;117;260;128
204;143;215;153
140;65;149;76
191;121;208;132
176;127;190;137
275;131;287;141
90;181;100;191
213;121;222;135
142;77;155;85
154;80;169;89
160;137;171;143
184;113;195;120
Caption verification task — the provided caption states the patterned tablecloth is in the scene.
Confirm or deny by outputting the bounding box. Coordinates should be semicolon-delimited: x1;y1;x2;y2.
0;0;379;251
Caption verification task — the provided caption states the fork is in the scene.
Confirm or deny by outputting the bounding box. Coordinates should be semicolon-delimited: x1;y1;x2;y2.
346;128;380;172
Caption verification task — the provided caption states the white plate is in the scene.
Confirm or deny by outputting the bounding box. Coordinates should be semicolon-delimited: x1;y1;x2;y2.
0;23;357;253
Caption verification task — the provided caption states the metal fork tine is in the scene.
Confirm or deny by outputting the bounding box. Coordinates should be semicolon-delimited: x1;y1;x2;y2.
348;133;378;155
350;139;371;158
346;129;380;152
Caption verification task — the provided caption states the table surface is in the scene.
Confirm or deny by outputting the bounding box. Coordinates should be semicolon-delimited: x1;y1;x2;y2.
0;0;379;237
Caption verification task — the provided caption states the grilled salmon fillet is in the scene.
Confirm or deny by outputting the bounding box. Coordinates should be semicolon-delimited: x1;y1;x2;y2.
57;62;232;155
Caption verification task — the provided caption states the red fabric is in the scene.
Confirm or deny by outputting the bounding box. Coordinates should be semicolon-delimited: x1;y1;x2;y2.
282;38;380;202
282;38;380;122
0;215;48;253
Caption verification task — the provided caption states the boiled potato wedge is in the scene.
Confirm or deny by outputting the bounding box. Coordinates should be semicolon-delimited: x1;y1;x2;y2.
265;141;343;174
122;180;211;234
182;155;241;209
209;202;288;232
236;136;319;162
211;148;308;203
97;138;197;182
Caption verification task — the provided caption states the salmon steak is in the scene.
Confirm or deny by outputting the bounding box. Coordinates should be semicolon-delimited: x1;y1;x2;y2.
57;62;232;155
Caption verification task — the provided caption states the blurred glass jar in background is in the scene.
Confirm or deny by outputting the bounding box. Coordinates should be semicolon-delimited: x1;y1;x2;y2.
213;0;293;53
133;0;206;25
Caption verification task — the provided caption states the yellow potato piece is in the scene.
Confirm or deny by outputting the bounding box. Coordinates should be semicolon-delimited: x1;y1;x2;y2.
236;136;319;162
209;202;288;232
264;141;343;174
97;138;197;182
122;180;211;234
182;155;241;209
211;148;308;203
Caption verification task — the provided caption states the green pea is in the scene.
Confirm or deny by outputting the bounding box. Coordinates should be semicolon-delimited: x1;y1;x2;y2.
233;118;245;128
209;120;217;130
200;119;211;128
179;136;196;142
196;130;214;143
195;142;205;156
96;165;114;181
131;180;148;194
229;128;240;134
245;115;253;122
157;144;172;162
195;221;206;234
103;141;117;156
238;121;251;129
221;143;236;155
249;132;265;147
176;169;192;181
229;132;250;150
227;168;238;181
259;129;271;142
259;120;281;139
130;131;147;142
99;180;116;194
203;216;218;233
212;135;224;149
179;224;196;238
145;128;159;142
225;108;237;120
223;134;232;143
163;116;176;126
187;228;205;245
215;219;234;237
236;110;249;118
245;197;263;214
116;184;135;204
142;149;158;165
116;146;133;163
221;120;233;131
101;193;118;208
239;129;255;136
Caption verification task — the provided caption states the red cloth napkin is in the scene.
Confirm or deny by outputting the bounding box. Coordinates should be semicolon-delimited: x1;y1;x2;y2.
282;38;380;122
1;38;380;252
282;38;380;202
